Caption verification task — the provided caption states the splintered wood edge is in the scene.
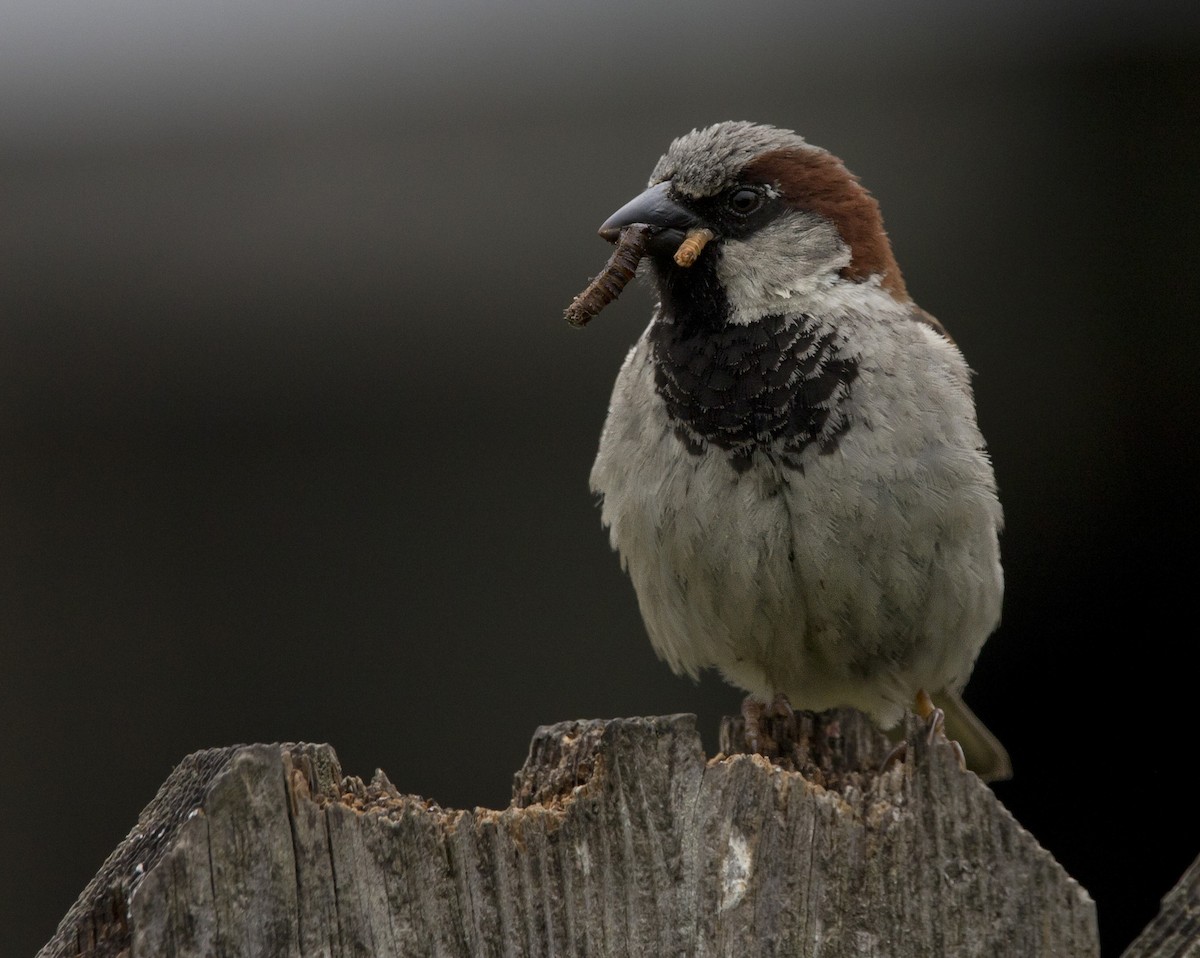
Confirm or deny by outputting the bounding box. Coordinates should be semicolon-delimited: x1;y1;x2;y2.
40;713;1104;958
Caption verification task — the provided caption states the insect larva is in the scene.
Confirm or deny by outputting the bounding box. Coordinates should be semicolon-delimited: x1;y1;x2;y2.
564;224;651;328
673;227;715;268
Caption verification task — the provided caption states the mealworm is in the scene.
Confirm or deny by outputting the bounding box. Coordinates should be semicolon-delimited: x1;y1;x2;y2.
673;227;715;268
564;224;651;328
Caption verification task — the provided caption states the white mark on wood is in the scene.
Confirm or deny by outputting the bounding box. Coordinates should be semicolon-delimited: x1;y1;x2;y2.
576;841;591;877
720;831;752;912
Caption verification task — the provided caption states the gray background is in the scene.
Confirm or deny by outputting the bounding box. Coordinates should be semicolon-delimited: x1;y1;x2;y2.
3;2;1198;955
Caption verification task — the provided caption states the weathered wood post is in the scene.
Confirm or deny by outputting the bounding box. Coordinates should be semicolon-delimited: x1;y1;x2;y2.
40;710;1101;957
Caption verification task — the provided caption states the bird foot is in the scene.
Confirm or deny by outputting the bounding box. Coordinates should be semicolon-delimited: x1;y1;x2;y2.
878;690;966;775
879;739;908;774
741;693;796;756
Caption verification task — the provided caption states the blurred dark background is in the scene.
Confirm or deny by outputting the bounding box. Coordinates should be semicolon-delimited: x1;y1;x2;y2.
3;2;1198;955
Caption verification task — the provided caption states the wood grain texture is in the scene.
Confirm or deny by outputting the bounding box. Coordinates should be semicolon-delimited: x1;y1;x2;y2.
41;712;1101;957
1122;851;1200;958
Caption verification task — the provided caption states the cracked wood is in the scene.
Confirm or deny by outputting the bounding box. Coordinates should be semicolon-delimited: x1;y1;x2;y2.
39;712;1099;958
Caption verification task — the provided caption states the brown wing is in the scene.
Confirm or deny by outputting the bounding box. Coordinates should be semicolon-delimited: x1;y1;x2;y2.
914;307;954;344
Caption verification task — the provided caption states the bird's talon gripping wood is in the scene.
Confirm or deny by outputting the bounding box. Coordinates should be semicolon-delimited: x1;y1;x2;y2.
563;224;651;327
673;227;716;267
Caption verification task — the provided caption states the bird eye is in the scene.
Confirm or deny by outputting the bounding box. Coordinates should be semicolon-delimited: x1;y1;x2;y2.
728;188;763;215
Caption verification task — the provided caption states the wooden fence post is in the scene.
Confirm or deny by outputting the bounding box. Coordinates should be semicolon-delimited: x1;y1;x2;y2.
39;711;1102;957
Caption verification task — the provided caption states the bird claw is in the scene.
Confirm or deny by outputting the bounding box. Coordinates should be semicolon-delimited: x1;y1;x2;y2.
741;698;767;754
879;739;907;775
948;737;967;771
768;692;796;724
883;691;967;775
924;706;945;746
741;693;797;756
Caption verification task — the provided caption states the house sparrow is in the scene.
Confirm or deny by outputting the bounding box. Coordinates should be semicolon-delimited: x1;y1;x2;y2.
582;121;1010;781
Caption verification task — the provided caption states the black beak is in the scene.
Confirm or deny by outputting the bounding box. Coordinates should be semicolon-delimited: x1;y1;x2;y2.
597;181;705;255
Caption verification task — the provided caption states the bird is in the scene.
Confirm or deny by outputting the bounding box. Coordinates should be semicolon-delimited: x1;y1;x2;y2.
582;120;1010;781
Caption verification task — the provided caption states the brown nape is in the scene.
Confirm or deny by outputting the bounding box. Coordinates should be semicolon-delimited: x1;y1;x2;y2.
744;148;910;301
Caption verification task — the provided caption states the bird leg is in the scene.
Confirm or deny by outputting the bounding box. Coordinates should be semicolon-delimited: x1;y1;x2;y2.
741;692;797;756
879;689;966;775
914;688;943;742
914;689;964;767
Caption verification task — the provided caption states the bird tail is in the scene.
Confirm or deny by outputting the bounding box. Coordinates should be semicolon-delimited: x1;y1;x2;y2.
941;690;1012;782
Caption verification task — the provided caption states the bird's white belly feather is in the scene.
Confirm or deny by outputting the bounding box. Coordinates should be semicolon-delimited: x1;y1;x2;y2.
590;317;1003;728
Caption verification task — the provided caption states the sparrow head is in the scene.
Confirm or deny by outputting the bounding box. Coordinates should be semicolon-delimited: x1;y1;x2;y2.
598;121;908;324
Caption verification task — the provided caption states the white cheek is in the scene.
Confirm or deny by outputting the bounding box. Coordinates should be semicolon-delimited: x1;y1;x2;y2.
715;213;851;323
